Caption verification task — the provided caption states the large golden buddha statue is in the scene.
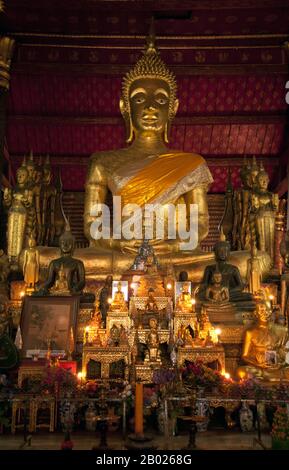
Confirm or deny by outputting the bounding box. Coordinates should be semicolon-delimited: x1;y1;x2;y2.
84;33;212;255
34;31;271;282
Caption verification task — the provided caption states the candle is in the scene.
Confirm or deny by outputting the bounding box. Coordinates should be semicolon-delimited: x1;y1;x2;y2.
134;382;144;437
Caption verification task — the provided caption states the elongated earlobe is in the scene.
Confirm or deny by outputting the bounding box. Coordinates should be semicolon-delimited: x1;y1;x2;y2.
164;122;170;143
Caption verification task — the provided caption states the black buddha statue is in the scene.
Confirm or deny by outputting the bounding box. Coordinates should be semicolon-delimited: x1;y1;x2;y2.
198;231;255;311
35;221;94;304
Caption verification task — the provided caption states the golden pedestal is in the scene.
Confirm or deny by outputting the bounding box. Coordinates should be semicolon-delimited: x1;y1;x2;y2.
82;345;130;379
177;345;226;372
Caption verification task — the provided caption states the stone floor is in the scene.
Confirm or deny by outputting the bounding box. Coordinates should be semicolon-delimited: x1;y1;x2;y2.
0;430;272;450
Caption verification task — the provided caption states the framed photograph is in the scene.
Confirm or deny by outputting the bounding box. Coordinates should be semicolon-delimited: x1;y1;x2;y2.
265;350;277;366
175;281;191;303
20;296;79;359
112;280;128;301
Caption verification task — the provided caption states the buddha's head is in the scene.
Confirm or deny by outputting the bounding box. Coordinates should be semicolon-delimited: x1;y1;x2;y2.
16;165;28;186
255;302;271;323
256;164;269;191
148;287;155;299
35;157;43;184
26;151;36;183
250;156;259;185
182;282;190;294
43;155;52;184
59;220;75;255
28;236;36;249
240;159;252;189
212;271;222;285
214;229;230;262
120;33;178;143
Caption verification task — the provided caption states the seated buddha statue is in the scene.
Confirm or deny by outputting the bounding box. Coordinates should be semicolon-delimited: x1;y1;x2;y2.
35;221;94;303
238;302;289;382
176;282;194;312
50;263;70;296
198;230;255;311
145;288;158;313
110;281;127;311
35;31;271;283
144;317;161;363
205;271;230;305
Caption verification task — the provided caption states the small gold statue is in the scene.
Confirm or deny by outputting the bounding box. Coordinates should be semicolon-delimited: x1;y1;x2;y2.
23;235;40;292
3;162;33;267
110;281;127;311
251;164;279;261
108;324;121;347
176;282;194;312
144;317;161;363
50;264;70;296
238;302;289;381
205;271;229;304
145;288;158;313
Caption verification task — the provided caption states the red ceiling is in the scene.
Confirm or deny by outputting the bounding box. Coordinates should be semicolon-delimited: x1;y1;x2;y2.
2;0;289;192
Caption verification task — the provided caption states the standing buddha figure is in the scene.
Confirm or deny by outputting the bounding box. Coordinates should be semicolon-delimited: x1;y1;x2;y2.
232;158;252;250
23;235;40;292
3;163;33;268
251;164;279;261
41;155;57;246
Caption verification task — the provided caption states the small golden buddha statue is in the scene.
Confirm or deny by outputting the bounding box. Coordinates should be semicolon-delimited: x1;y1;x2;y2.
110;281;128;311
251;164;279;261
23;235;40;292
238;302;289;381
145;288;158;313
205;271;229;304
50;263;70;295
176;282;194;312
3;162;33;268
144;317;161;363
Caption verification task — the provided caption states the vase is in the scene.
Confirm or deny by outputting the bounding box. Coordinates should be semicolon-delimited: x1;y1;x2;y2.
239;402;253;432
196;399;209;432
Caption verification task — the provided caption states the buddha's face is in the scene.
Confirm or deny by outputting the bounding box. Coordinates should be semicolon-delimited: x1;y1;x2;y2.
213;272;222;284
215;243;229;262
35;168;42;184
28;237;36;249
43;167;51;184
257;173;269;191
256;303;270;322
60;236;73;254
251;168;259;183
27;163;36;182
16;168;28;185
243;172;252;189
128;78;172;134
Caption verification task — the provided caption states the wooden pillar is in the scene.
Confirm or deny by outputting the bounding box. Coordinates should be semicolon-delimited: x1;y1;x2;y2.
134;382;144;437
0;37;15;249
